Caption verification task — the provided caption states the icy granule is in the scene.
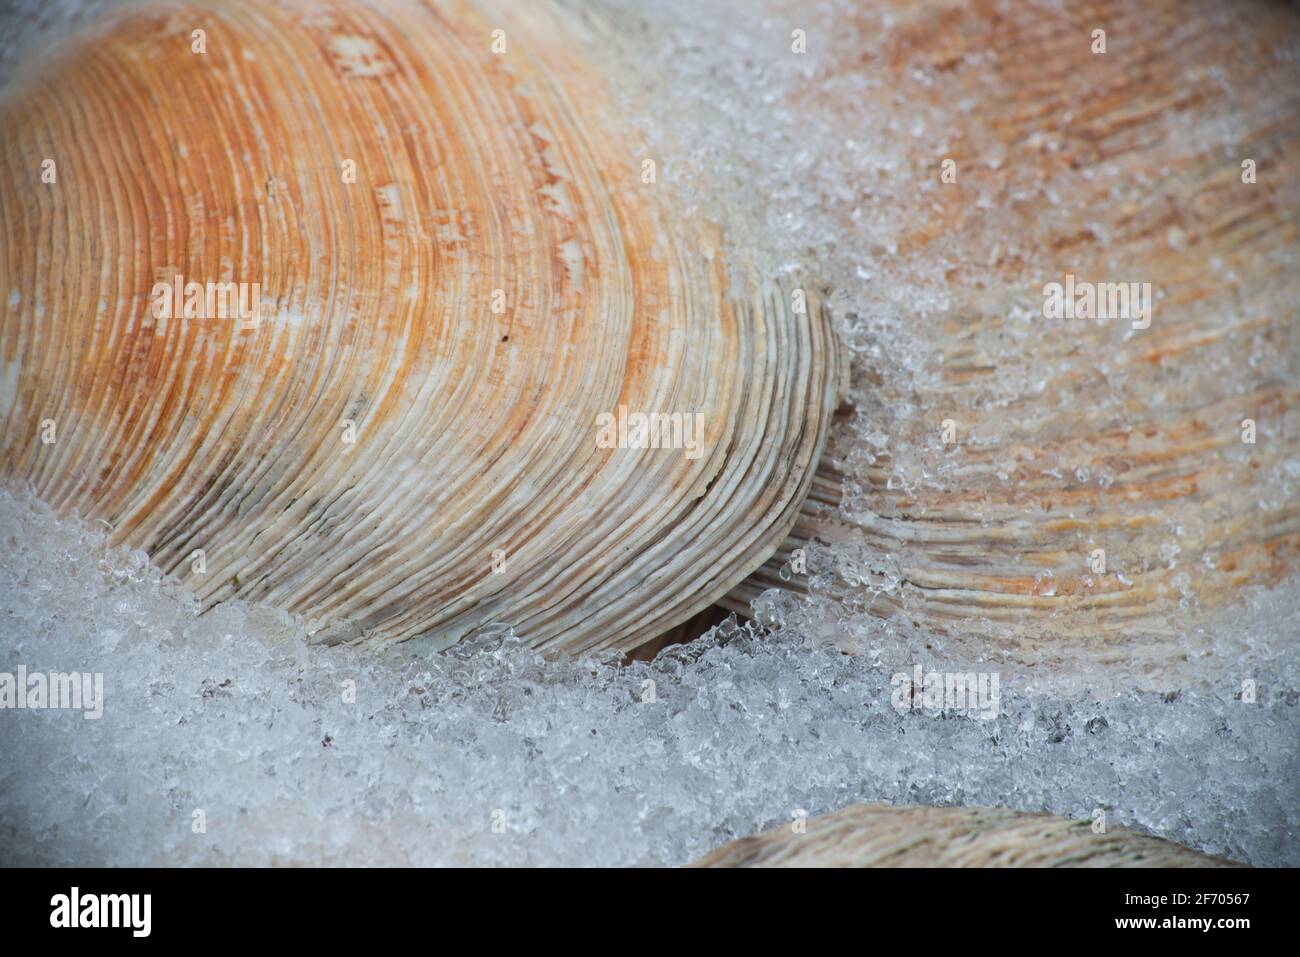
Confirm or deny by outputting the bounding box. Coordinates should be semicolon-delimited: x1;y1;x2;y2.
0;0;124;87
591;0;1300;453
1;0;1297;867
1;489;1295;866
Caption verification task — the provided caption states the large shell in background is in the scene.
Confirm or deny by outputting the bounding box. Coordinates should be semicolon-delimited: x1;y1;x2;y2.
692;804;1243;867
723;0;1300;677
0;0;839;653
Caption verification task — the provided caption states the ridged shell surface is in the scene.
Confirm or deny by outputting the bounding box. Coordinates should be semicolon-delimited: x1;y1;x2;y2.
0;0;839;652
692;804;1243;868
722;0;1300;676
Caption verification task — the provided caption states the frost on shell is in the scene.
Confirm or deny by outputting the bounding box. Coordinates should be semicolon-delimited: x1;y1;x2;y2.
1;0;1298;868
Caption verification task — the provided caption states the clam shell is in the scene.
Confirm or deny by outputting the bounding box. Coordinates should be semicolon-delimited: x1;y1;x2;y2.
0;0;839;653
692;804;1243;867
723;0;1300;670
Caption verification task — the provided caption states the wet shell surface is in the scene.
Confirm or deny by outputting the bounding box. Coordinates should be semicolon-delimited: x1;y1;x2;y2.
0;0;839;653
692;804;1243;868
